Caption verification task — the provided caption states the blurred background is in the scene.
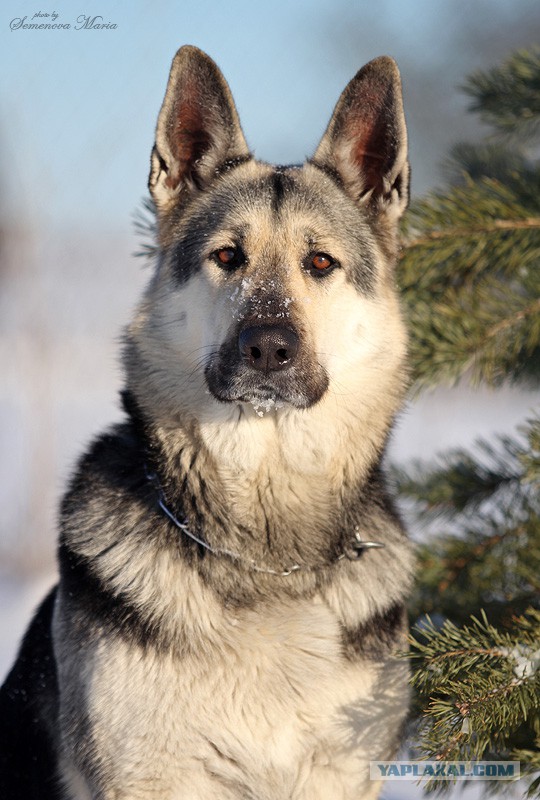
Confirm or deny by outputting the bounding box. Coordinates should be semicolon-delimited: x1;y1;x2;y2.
1;2;539;794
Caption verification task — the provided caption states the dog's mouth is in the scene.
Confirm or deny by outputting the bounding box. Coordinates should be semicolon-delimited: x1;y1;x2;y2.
236;385;287;404
222;385;287;416
206;368;328;410
204;323;329;411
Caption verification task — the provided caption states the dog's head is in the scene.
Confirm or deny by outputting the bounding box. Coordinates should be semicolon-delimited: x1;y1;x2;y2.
126;46;409;429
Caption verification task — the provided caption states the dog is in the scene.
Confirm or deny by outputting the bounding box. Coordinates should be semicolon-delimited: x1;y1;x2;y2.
0;46;415;799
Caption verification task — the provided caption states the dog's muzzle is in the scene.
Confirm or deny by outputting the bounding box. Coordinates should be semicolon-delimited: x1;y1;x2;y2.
205;318;328;409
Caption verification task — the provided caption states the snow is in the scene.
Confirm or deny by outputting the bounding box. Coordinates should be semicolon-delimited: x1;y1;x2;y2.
250;397;285;416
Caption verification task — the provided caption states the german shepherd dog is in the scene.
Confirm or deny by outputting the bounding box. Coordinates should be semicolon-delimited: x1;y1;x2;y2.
0;46;415;799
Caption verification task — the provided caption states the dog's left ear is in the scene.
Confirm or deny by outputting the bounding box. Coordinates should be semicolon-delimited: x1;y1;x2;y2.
149;46;250;212
313;57;409;221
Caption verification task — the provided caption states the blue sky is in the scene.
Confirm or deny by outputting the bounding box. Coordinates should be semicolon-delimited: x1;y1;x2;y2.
2;0;540;232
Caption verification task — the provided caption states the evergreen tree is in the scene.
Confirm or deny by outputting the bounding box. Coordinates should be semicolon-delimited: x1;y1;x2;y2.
398;49;540;795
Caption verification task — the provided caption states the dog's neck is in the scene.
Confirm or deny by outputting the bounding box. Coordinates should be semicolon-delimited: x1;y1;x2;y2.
123;390;400;576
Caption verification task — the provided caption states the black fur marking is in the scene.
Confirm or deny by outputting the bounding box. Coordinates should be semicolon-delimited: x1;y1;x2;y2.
307;158;346;190
392;169;409;208
0;589;61;800
170;229;208;287
121;389;156;452
270;170;289;214
214;154;253;176
341;602;406;661
347;252;377;295
270;168;304;215
170;192;244;286
168;202;227;286
304;160;378;295
58;541;172;653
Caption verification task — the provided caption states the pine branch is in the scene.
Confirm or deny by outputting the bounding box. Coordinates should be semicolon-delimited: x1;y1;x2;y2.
408;516;540;628
394;423;538;518
463;49;540;140
407;218;540;247
400;178;540;390
408;611;540;770
399;420;540;631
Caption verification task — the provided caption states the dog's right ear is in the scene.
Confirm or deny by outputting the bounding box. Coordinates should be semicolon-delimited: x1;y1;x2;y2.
149;46;250;212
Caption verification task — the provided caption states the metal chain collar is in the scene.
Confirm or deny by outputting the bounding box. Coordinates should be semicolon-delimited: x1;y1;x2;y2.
145;465;384;577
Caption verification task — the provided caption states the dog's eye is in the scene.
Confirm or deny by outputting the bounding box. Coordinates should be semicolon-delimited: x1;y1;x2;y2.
306;252;338;277
312;254;332;270
212;247;245;270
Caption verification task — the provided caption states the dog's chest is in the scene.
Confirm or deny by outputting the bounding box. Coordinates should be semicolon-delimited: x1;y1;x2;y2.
84;598;380;797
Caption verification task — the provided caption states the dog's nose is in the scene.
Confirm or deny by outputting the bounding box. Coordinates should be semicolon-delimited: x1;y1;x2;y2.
239;325;299;372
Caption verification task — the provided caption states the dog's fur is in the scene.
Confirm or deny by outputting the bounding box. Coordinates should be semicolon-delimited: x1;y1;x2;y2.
0;47;415;799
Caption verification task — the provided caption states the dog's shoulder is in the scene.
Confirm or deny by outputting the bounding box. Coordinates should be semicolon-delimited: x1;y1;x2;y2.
57;419;179;649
